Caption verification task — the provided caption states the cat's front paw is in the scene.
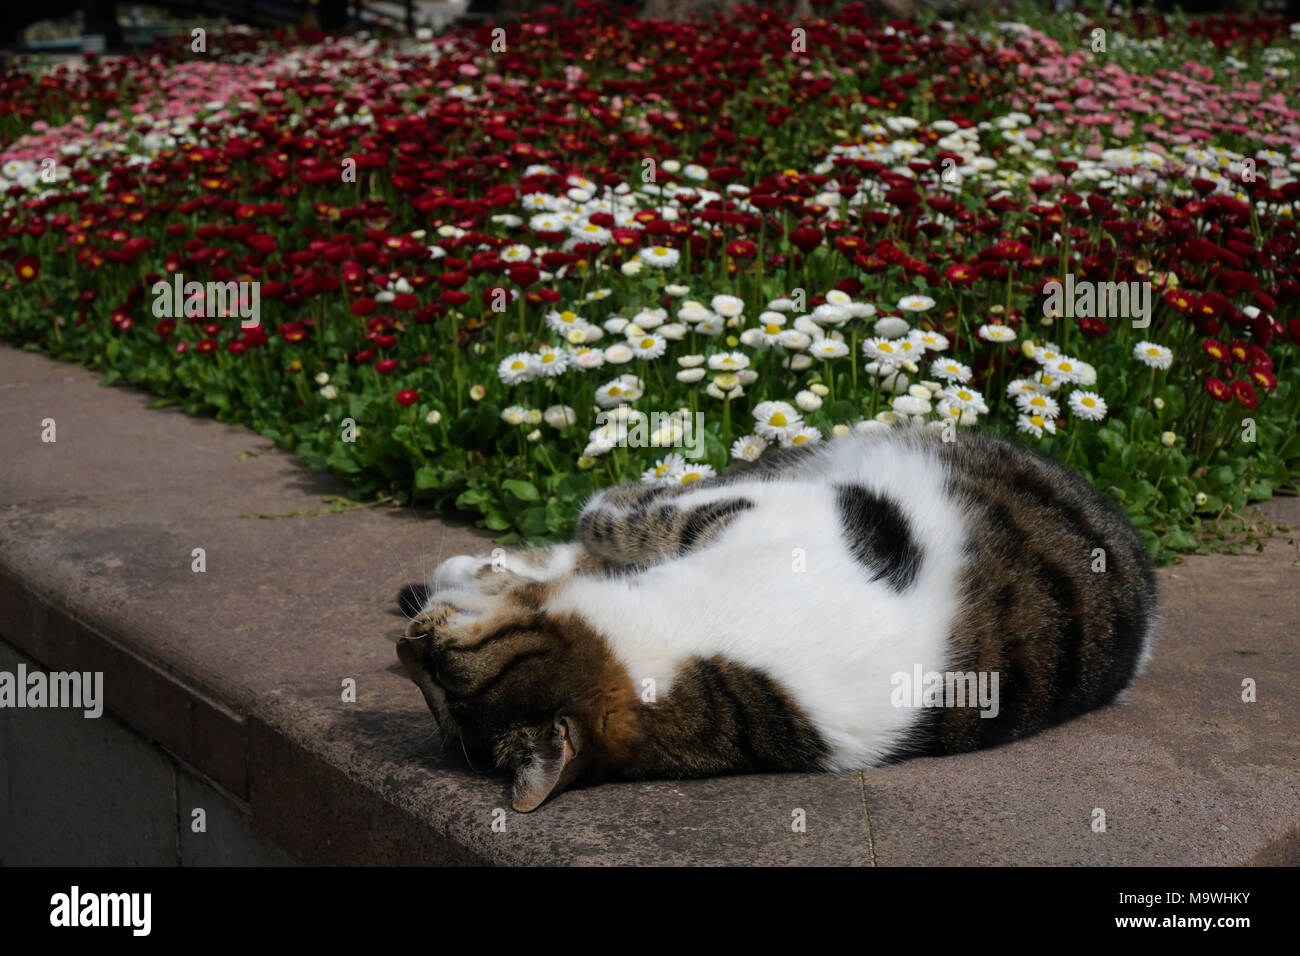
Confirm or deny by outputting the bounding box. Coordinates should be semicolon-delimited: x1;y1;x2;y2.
430;554;486;593
430;551;528;597
406;601;458;640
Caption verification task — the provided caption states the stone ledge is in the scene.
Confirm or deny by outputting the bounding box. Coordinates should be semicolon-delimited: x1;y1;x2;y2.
1;344;1297;865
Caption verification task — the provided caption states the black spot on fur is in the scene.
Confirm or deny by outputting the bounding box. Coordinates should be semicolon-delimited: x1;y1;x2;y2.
678;498;754;555
834;484;922;592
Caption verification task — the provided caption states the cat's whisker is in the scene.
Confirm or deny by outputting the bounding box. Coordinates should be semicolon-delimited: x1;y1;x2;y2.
458;734;477;772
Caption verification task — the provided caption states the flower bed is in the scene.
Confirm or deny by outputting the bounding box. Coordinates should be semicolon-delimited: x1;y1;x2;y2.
4;4;1299;563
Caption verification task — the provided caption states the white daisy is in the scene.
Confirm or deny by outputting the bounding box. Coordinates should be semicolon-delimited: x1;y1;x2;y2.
532;346;568;377
639;246;680;268
642;453;686;484
604;343;635;364
1016;412;1057;438
930;358;973;383
874;316;911;339
673;462;717;484
811;338;850;360
908;329;950;352
1045;356;1086;384
1006;378;1043;398
570;346;605;370
543;405;576;429
1133;341;1173;369
862;336;906;367
753;400;802;439
677;302;713;323
780;426;823;448
731;435;768;461
940;386;989;415
892;395;932;416
498;352;537;385
795;390;823;412
897;294;936;312
708;351;750;371
711;294;746;318
978;324;1017;343
630;334;667;360
1068;390;1108;421
1014;392;1061;418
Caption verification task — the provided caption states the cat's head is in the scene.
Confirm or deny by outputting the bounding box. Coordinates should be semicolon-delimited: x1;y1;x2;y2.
395;582;641;811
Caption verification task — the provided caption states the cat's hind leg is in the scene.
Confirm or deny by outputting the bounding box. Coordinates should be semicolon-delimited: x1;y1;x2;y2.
576;480;755;568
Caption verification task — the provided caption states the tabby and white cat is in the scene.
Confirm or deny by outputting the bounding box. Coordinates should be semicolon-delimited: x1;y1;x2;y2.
396;428;1158;811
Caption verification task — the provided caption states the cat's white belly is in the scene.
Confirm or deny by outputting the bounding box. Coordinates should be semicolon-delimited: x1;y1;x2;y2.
548;440;972;769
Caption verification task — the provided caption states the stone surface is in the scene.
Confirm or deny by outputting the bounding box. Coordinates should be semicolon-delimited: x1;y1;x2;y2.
1;345;1297;865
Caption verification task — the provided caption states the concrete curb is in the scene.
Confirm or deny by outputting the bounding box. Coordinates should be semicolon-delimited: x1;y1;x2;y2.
1;345;1297;865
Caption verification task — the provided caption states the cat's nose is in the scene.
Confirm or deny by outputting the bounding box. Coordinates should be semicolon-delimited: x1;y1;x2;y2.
395;637;419;678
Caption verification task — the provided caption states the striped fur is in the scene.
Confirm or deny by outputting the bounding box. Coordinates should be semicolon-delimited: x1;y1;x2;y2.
396;428;1158;811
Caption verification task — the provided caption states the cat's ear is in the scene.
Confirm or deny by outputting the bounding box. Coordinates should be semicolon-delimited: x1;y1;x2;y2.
511;715;586;812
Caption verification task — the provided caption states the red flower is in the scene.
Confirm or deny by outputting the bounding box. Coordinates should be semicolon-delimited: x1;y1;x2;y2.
15;254;38;281
944;264;976;285
1231;380;1258;409
1204;378;1231;402
726;240;757;260
353;348;377;364
395;389;419;407
508;264;539;287
393;293;418;311
155;319;177;339
788;227;823;252
374;358;399;374
1248;366;1277;389
1200;340;1228;362
351;297;378;316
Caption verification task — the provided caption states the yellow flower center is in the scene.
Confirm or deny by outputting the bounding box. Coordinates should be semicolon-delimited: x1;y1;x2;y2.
765;324;781;334
792;434;808;445
1031;415;1045;427
770;412;788;427
1082;397;1096;407
681;472;702;483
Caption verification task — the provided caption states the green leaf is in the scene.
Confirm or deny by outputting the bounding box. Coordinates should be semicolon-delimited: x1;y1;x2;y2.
502;478;540;502
1162;528;1198;551
414;466;439;490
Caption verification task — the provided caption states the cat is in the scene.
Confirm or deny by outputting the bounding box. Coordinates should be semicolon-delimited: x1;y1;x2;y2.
395;427;1158;812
